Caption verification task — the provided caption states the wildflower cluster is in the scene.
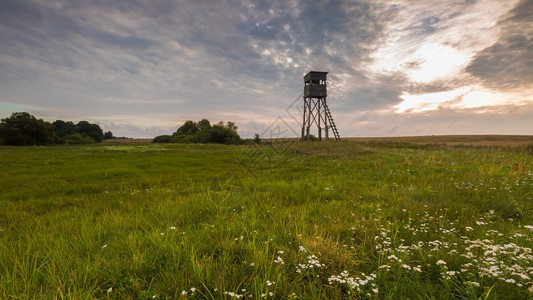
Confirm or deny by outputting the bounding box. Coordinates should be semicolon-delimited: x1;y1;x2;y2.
370;208;533;293
296;254;325;273
461;238;533;285
328;271;379;295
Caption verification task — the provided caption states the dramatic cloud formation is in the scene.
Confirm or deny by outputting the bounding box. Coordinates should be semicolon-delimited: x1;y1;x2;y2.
466;0;533;90
0;0;531;137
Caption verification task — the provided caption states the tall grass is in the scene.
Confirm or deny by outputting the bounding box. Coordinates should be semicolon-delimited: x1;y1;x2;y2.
0;142;532;298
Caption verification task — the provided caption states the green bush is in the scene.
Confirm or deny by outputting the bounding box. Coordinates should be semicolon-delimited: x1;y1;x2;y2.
64;133;97;144
0;112;109;145
152;135;173;143
170;119;242;144
0;112;58;145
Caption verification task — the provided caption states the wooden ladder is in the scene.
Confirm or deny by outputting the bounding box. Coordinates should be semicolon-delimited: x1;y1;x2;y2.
323;101;340;141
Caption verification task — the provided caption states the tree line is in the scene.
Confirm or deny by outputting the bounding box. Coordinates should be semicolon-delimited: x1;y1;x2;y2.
153;119;242;144
0;112;113;146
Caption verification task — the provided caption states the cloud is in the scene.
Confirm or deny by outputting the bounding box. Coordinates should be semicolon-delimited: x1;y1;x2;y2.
466;0;533;90
340;101;533;137
0;0;531;138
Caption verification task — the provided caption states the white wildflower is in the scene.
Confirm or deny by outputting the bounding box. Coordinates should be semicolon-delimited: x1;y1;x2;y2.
465;281;480;287
387;254;401;261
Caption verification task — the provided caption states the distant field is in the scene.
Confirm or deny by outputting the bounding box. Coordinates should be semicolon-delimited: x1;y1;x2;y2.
0;141;532;298
103;135;533;147
262;135;533;148
345;135;533;146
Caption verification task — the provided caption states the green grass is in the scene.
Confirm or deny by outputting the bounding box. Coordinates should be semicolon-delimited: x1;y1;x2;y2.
0;141;532;299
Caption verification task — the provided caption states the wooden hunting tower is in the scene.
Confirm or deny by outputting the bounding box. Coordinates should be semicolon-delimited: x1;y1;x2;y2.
302;71;340;141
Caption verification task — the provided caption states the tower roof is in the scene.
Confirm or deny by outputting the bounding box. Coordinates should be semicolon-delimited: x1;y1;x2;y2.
304;71;328;78
304;71;328;83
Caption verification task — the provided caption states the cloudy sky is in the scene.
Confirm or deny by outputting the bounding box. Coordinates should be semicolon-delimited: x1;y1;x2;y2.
1;0;532;138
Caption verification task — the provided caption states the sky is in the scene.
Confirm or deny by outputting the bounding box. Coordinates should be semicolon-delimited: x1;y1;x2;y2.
1;0;532;138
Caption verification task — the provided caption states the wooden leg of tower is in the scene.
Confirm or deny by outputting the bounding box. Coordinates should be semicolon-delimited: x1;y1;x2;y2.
318;100;322;141
306;98;311;141
301;98;306;141
325;107;329;141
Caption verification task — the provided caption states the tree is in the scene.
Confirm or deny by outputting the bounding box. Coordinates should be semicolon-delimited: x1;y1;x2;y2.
0;124;25;145
53;120;77;137
0;112;111;145
197;119;211;131
174;120;199;136
77;121;104;142
254;133;261;144
103;131;114;139
170;119;242;145
226;121;238;133
0;112;58;145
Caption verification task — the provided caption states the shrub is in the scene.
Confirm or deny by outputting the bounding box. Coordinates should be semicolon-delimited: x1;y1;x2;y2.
170;119;242;144
254;133;261;144
0;112;58;145
64;133;97;144
152;135;173;143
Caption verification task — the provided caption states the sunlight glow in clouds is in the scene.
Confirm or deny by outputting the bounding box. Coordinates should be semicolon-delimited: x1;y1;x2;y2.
369;0;530;118
405;44;467;83
370;42;471;83
395;87;471;113
396;86;533;114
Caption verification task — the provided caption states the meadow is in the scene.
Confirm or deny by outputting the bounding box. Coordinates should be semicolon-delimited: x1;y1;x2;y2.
0;138;532;299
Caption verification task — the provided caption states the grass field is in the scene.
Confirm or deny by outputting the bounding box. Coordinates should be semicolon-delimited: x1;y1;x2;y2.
1;138;532;299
